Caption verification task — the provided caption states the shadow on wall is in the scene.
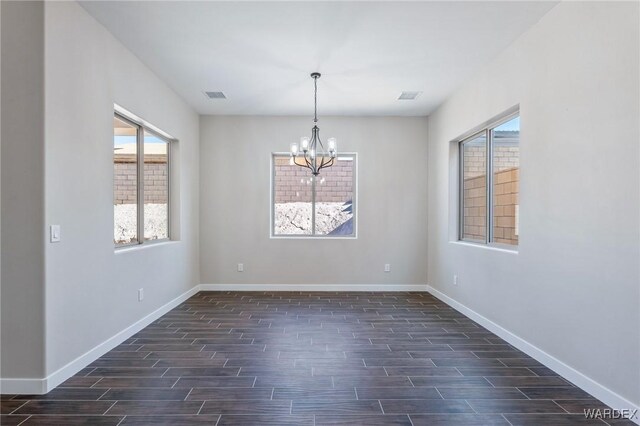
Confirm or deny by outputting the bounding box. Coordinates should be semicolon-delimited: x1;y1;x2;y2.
329;199;353;235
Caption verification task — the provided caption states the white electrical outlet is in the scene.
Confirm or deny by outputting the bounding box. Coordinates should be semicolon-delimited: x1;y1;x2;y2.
237;263;244;272
384;264;391;273
453;275;458;285
138;288;144;301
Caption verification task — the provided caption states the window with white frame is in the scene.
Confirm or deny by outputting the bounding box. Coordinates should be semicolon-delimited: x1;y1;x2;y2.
113;112;172;247
459;113;519;247
271;153;356;237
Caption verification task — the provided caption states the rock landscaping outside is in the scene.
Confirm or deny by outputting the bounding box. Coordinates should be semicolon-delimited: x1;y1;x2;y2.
275;202;351;235
114;203;168;244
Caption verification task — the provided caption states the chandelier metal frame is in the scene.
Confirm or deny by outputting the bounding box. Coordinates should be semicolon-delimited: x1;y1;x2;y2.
290;72;337;176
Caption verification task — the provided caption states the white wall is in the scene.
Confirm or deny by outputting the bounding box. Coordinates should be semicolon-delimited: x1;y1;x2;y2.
42;2;199;376
1;1;46;382
427;1;639;407
200;116;428;287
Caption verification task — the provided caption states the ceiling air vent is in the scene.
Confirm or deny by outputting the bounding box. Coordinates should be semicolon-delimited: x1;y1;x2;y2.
204;91;227;99
398;91;421;100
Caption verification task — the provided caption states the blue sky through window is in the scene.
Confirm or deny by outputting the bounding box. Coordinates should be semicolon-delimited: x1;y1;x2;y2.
494;116;519;132
114;135;165;144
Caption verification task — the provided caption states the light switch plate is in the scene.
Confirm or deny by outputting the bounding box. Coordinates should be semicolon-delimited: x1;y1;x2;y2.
237;263;244;272
50;225;61;243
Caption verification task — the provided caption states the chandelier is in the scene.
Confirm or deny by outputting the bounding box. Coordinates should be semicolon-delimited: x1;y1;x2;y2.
289;72;337;176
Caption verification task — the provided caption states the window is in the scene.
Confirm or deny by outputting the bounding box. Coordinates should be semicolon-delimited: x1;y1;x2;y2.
271;153;356;237
459;113;519;247
114;112;171;247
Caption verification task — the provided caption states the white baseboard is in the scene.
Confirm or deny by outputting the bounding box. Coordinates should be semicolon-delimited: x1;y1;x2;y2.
427;285;640;425
199;283;429;292
0;285;200;395
0;378;47;395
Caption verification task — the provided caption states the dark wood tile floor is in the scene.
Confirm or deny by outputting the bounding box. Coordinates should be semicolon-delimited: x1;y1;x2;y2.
1;292;632;425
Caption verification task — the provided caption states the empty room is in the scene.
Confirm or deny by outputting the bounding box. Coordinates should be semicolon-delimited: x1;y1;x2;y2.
1;0;639;425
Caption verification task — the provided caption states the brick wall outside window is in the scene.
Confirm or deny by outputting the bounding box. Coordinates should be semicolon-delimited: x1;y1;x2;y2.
273;157;353;203
114;153;168;204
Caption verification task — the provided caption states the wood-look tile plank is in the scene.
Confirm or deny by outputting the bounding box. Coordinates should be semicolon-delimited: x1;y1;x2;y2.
273;388;356;401
1;400;28;414
467;399;567;413
173;377;256;388
57;377;102;389
88;359;158;368
105;400;203;415
380;399;474;414
119;415;221;425
499;358;545;367
486;376;573;387
437;387;528;399
200;400;291;415
99;389;190;401
554;399;612;414
409;377;493;387
333;376;413;388
474;351;531;359
362;358;436;367
458;367;536;377
315;414;412;425
152;358;227;368
216;414;314;425
0;415;30;425
145;351;217;359
88;367;168;377
409;414;511;425
431;358;505;367
19;415;123;425
503;414;607;425
356;387;441;400
409;351;479;359
518;387;594;400
312;367;387;377
11;389;107;401
138;344;205;352
163;367;240;377
13;400;113;415
384;366;462;376
529;366;561;376
292;400;383;414
91;378;177;388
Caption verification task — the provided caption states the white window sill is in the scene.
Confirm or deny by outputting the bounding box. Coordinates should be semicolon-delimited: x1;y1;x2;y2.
450;240;518;254
270;235;357;240
115;240;178;254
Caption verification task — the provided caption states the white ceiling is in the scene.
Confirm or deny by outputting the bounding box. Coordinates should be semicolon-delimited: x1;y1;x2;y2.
80;1;557;116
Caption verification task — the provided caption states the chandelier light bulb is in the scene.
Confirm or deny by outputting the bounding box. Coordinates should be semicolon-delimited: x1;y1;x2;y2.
300;137;310;151
327;138;337;157
290;142;299;155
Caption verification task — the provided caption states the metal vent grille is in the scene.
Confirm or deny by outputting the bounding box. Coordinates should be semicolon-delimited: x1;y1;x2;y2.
204;91;227;99
398;91;420;100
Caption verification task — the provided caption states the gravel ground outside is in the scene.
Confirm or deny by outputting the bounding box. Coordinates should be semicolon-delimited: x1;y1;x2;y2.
275;202;351;235
114;203;168;244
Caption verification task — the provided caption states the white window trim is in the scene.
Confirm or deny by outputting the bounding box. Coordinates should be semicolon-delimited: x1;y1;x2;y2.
456;107;520;250
114;106;176;249
270;152;358;239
